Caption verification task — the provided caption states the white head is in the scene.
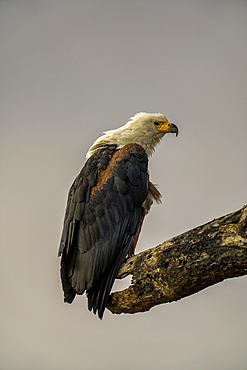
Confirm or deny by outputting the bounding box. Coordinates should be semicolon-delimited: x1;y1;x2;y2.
86;112;178;158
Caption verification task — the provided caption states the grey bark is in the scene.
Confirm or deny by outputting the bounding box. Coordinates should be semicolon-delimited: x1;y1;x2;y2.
106;205;247;315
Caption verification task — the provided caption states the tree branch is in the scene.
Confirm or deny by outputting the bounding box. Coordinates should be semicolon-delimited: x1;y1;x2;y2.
106;205;247;315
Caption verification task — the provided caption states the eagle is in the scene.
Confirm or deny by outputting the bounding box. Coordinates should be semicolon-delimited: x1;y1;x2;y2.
58;112;178;319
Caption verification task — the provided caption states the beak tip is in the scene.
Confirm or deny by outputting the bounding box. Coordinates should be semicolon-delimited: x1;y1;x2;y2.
170;123;179;137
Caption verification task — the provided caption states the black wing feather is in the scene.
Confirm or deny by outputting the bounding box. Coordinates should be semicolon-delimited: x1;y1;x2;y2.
59;143;148;318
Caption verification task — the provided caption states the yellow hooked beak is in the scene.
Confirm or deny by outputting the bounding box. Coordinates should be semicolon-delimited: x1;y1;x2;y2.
157;122;179;136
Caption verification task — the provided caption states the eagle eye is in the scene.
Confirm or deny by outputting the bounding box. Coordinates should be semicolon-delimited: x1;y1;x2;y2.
153;121;160;126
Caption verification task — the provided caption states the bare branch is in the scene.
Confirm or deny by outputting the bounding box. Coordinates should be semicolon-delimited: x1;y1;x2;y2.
107;205;247;315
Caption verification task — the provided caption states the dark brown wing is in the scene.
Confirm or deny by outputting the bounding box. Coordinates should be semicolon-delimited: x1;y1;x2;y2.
58;143;148;319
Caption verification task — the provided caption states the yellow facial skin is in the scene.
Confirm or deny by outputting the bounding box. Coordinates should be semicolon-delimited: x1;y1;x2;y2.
152;121;179;136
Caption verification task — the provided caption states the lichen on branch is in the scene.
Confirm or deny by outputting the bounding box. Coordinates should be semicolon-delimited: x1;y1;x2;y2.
107;205;247;315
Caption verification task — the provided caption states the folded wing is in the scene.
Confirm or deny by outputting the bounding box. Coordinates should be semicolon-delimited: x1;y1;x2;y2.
58;143;148;318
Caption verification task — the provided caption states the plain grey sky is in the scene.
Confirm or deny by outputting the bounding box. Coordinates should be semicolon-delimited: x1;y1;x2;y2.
1;1;247;369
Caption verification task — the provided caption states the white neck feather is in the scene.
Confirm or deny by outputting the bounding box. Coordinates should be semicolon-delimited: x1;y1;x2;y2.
86;112;167;158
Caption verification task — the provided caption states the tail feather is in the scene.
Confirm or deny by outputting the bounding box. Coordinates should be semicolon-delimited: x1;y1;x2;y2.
87;243;132;319
60;252;76;303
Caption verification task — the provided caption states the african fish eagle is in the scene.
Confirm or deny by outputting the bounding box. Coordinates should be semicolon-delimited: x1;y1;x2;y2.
58;112;178;319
